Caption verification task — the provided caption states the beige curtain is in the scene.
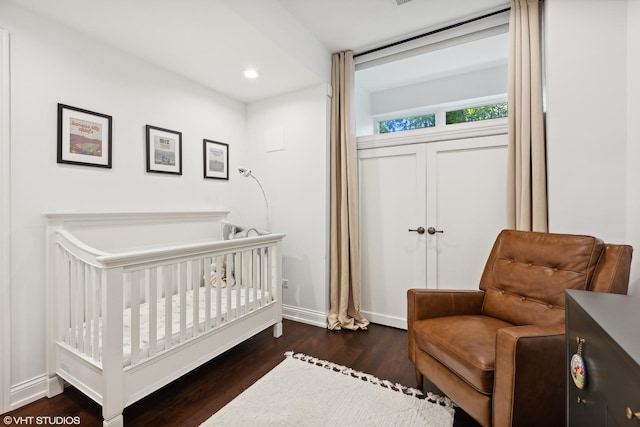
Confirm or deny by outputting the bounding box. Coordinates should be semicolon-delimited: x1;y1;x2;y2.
327;51;369;331
507;0;548;232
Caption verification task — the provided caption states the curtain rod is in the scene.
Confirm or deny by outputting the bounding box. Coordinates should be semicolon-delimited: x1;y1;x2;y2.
353;7;511;58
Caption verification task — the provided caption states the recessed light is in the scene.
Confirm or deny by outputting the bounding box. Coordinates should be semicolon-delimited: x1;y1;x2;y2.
243;69;259;79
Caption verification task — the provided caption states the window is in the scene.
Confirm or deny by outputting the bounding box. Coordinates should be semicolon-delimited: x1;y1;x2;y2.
445;102;508;125
378;113;436;134
372;96;508;135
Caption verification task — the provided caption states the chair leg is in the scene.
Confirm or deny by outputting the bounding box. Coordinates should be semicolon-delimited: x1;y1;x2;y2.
415;368;424;389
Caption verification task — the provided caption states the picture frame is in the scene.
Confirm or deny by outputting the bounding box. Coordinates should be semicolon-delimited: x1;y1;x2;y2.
57;104;112;168
203;139;229;180
146;125;182;175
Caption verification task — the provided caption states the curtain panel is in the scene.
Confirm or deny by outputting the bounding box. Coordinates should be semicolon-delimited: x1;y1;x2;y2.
327;51;369;331
507;0;548;232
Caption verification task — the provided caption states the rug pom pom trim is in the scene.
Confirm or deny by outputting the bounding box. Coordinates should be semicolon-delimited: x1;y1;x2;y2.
284;351;453;408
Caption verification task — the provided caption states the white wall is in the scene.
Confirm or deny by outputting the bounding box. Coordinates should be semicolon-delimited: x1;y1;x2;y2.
545;0;639;295
356;85;373;136
626;0;640;296
246;85;330;326
1;1;251;394
370;65;508;116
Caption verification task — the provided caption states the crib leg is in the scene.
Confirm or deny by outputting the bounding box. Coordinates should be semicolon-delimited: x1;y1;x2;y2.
103;414;124;427
273;321;283;338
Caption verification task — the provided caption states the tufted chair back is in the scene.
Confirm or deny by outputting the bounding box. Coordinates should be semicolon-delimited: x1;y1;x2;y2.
478;230;605;326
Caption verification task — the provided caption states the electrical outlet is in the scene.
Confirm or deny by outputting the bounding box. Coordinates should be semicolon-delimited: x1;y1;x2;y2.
282;279;289;288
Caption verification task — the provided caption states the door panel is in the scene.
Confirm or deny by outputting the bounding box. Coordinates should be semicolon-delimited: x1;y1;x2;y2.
358;144;426;329
426;135;508;290
358;134;508;329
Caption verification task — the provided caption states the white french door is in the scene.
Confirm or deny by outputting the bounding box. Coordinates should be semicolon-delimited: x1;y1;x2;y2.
425;136;509;290
358;132;508;329
359;144;426;329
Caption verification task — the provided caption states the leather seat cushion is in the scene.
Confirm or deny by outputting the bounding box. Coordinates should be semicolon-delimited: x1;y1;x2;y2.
413;315;514;394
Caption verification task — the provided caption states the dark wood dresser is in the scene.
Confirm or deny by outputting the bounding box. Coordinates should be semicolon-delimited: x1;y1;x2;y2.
566;289;640;427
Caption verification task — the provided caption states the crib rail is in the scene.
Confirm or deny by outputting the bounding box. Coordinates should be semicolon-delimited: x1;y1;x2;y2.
51;231;284;368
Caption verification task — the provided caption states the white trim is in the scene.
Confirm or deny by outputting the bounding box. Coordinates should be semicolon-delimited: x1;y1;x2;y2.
282;305;326;328
357;118;508;151
360;310;407;330
41;210;230;223
10;375;48;411
0;27;11;415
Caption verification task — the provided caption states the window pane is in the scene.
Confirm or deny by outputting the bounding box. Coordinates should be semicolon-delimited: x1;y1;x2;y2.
445;102;508;125
378;114;436;134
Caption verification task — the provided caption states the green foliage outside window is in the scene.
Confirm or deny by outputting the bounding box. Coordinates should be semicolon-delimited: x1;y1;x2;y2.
445;102;508;125
378;114;436;134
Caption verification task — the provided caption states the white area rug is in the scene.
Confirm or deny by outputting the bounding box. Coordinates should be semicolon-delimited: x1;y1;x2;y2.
201;351;454;427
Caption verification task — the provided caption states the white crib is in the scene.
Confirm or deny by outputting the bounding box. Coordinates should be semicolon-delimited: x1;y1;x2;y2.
43;211;284;427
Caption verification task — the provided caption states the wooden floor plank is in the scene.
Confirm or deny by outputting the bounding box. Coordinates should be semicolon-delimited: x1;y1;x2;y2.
5;320;479;426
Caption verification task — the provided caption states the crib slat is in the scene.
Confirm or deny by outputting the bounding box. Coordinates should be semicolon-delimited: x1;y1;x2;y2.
91;266;101;361
189;260;199;338
69;257;78;349
256;248;261;307
236;252;244;317
267;245;274;303
147;268;157;357
58;248;71;345
253;249;258;311
77;260;86;353
244;251;251;313
260;248;266;306
234;252;241;318
78;260;86;353
68;257;75;348
179;262;187;342
204;258;211;331
164;265;173;350
84;264;93;358
246;250;253;313
130;271;140;366
215;256;222;326
226;253;232;321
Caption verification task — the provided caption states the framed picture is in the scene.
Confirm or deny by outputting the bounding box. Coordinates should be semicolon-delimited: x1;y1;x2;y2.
146;125;182;175
57;104;112;168
203;139;229;180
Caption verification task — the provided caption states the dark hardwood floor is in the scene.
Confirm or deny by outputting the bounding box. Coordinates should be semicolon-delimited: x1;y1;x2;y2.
5;320;479;426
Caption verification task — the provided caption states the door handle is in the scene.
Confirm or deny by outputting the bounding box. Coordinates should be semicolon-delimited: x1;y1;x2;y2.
427;227;444;235
408;227;425;235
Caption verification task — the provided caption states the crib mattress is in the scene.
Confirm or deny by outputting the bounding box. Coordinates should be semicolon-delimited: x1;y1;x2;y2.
81;286;270;365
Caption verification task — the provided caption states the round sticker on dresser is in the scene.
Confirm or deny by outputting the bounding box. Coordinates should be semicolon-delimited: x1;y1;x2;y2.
570;353;586;389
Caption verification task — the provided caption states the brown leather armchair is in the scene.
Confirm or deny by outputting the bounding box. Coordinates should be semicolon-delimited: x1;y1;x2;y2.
408;230;632;427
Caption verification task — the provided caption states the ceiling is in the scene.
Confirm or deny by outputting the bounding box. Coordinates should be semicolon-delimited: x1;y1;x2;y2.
8;0;510;103
278;0;508;54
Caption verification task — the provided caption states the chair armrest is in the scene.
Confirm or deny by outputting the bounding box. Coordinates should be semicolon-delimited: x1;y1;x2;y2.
407;289;485;323
407;289;485;364
493;323;566;427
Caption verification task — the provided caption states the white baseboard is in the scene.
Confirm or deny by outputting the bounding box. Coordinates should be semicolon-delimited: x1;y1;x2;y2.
283;304;326;328
361;310;407;330
10;375;48;411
